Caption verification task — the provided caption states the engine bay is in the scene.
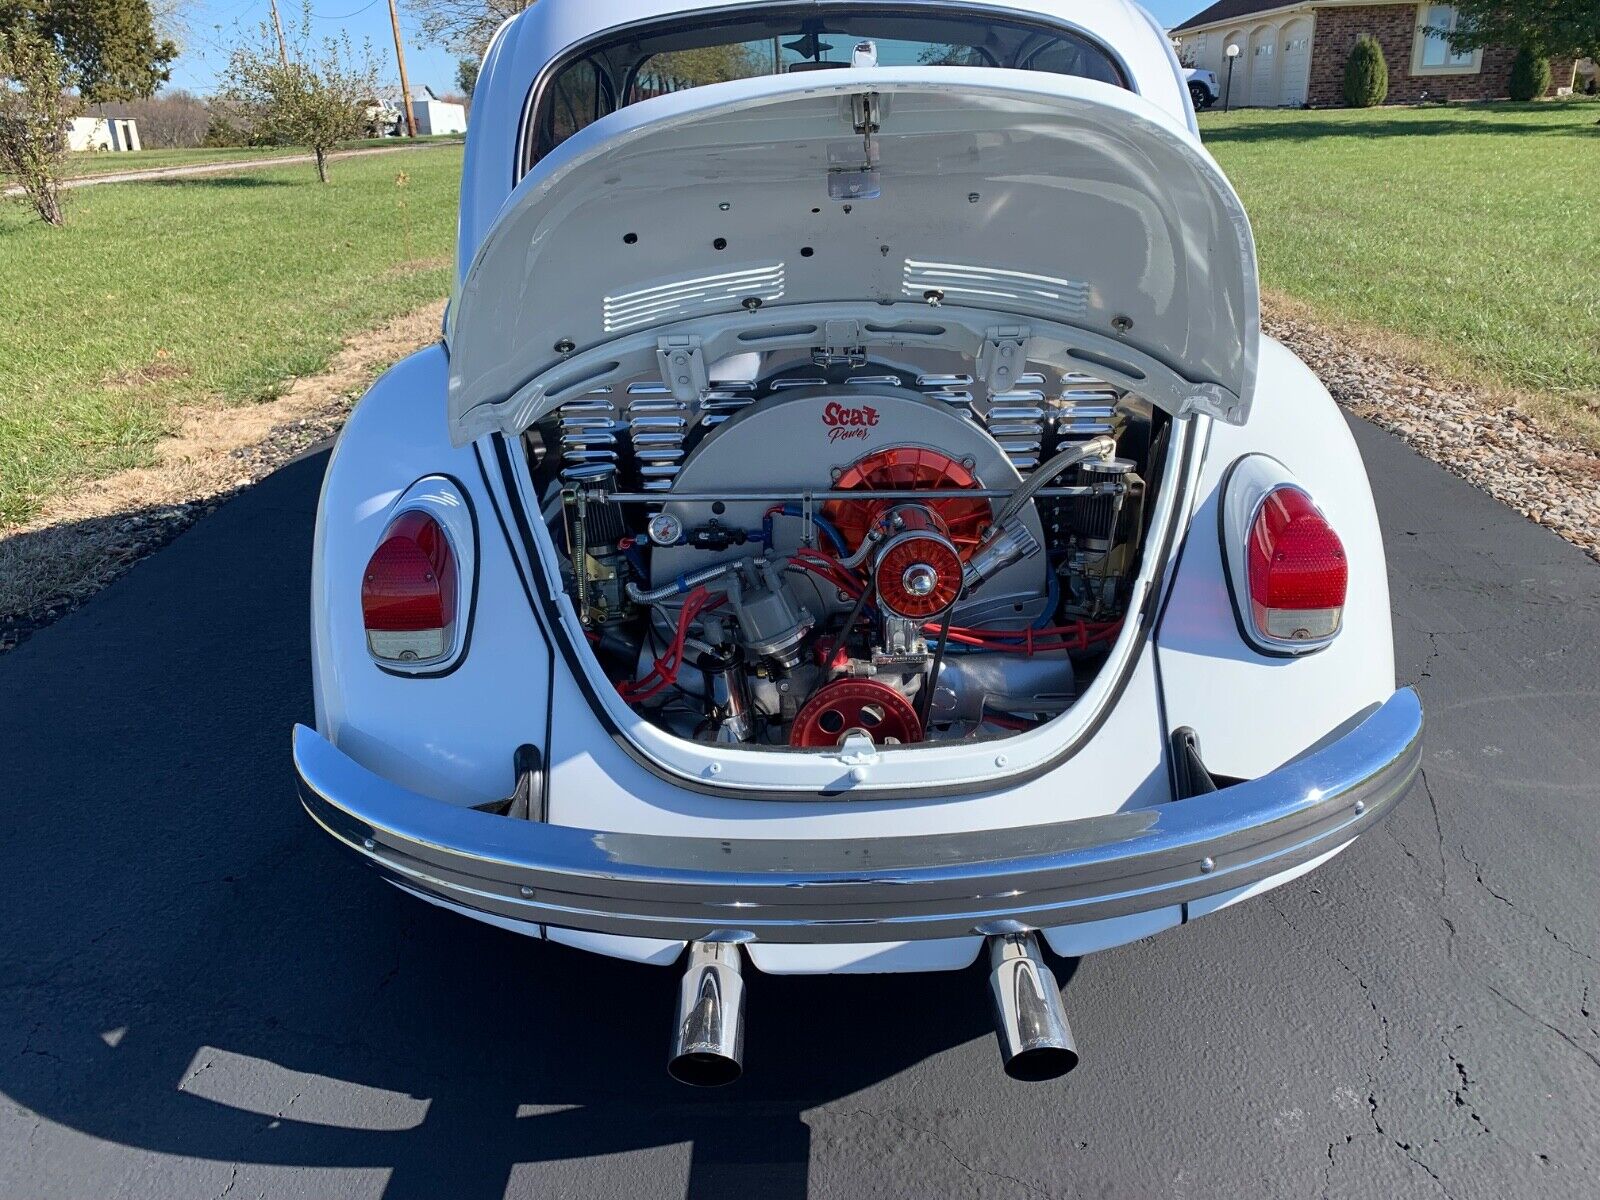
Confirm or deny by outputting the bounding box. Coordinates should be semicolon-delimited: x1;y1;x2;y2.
527;350;1167;752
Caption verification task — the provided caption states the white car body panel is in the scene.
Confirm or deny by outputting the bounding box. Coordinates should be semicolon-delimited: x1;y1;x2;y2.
312;347;555;808
538;641;1172;838
1155;340;1395;780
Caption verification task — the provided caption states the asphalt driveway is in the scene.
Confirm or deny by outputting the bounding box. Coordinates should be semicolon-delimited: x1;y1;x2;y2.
1;417;1596;1198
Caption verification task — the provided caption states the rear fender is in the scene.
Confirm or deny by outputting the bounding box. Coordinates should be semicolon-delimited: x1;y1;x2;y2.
312;345;553;807
1155;337;1394;779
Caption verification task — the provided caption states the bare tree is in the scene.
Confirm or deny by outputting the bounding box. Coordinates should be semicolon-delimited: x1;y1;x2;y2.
148;0;198;52
102;88;211;147
219;2;379;183
414;0;533;56
0;24;80;226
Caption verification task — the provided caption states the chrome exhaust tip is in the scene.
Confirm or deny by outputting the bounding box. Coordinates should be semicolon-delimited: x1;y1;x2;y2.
668;941;746;1087
987;932;1078;1081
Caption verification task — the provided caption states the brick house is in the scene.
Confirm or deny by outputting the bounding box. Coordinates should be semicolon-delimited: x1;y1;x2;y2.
1172;1;1577;107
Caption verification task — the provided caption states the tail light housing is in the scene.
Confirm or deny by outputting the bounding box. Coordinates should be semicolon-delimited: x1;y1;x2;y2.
1222;458;1347;655
360;478;476;673
1247;487;1346;643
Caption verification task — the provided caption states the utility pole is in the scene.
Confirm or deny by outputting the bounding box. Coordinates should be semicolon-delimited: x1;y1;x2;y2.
386;0;419;138
268;0;289;66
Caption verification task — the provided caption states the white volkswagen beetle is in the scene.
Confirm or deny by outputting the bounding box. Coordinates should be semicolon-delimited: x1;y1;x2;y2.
296;0;1422;1084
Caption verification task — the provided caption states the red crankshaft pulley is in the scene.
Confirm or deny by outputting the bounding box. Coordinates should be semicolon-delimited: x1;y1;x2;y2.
788;678;924;748
823;447;990;559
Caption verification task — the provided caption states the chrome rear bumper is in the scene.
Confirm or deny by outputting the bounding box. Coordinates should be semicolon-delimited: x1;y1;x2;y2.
294;688;1421;944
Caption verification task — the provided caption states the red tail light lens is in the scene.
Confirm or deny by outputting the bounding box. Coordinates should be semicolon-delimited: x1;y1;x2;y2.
362;510;457;662
1246;487;1346;645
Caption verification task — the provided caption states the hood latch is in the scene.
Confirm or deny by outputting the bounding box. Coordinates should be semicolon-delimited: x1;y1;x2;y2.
656;335;708;405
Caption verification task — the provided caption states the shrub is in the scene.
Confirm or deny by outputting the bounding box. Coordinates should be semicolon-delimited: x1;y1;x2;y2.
0;26;80;226
202;113;249;147
1508;49;1551;101
219;2;378;182
1343;34;1389;108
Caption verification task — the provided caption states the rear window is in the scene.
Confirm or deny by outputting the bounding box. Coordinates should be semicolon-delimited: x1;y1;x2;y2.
523;6;1127;170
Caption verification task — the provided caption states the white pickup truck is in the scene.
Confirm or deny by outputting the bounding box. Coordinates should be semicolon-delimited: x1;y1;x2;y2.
1185;67;1220;109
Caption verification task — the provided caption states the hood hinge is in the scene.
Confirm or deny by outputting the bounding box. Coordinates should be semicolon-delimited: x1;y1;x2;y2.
851;91;881;139
1179;382;1244;423
656;335;708;404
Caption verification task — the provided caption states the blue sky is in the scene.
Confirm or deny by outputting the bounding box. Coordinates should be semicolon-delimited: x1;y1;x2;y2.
169;0;468;96
166;0;1204;97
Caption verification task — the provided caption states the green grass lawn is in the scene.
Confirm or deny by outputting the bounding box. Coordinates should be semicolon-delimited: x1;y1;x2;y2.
1201;99;1600;423
0;145;461;526
51;136;461;180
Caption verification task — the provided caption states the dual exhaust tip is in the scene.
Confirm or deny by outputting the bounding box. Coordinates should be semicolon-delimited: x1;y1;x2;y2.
667;941;747;1088
667;932;1077;1087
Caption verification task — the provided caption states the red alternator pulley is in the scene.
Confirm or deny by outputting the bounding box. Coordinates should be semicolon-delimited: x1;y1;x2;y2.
823;447;989;559
872;506;964;618
789;678;924;747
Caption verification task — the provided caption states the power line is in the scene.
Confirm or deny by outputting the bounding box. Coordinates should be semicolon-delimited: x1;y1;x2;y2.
308;0;382;20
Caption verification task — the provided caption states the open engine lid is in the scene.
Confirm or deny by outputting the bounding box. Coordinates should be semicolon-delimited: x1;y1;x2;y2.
446;67;1259;445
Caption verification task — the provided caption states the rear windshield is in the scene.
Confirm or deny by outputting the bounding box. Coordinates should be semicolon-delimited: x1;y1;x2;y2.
524;6;1127;170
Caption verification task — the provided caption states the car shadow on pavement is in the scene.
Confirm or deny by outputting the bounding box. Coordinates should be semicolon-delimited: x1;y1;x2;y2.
0;448;1060;1198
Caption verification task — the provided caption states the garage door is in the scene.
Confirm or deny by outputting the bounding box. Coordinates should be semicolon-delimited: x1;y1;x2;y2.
1250;40;1274;106
1279;27;1311;106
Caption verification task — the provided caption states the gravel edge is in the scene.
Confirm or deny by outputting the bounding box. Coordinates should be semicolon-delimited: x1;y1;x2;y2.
1264;309;1599;565
0;405;363;655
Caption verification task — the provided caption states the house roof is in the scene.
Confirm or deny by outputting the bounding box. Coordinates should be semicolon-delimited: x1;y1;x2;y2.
1172;0;1305;33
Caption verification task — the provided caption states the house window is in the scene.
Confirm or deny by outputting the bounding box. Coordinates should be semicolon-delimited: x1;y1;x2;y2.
1412;4;1481;74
